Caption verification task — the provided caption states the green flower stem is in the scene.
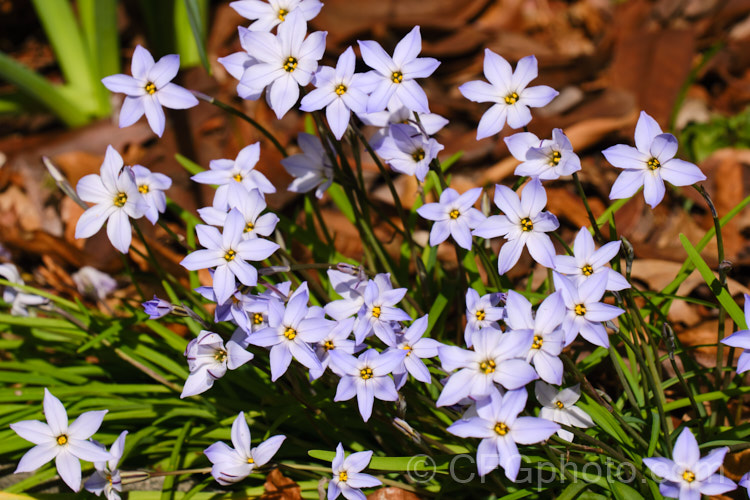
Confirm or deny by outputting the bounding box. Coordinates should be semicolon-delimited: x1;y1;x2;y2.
192;91;288;157
572;172;606;243
474;242;503;291
607;344;641;413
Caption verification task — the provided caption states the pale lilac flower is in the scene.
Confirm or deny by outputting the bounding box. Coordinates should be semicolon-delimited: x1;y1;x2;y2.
535;382;593;442
352;280;411;345
417;187;485;250
239;10;326;118
10;388;112;492
384;315;442;389
554;227;629;291
218;40;261;101
358;26;440;114
720;293;750;374
464;289;504;348
447;389;559;479
328;442;382;500
472;178;559;275
75;146;147;254
643;427;736;499
142;295;172;319
505;291;565;385
204;412;285;485
0;263;48;316
603;111;706;208
300;47;370;140
505;129;581;180
359;105;448;149
191;143;276;209
436;330;538;407
180;209;279;304
84;431;128;500
324;270;383;320
329;348;405;422
181;330;254;398
740;473;749;494
374;123;443;182
102;45;198;137
281;132;334;198
247;284;333;380
553;272;624;348
459;50;558;140
230;0;323;32
131;165;171;224
310;317;358;380
199;187;279;240
72;266;117;302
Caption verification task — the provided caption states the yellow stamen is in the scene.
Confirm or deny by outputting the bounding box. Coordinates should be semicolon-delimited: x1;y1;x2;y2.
56;434;68;445
244;221;255;233
494;422;509;435
532;335;543;349
233;173;243;182
224;250;237;262
339;471;348;482
403;345;413;356
283;56;298;72
412;148;426;162
324;340;335;351
252;313;264;325
283;327;297;340
145;82;156;94
520;217;533;231
479;359;496;374
504;91;519;105
682;470;695;483
113;192;127;207
475;309;486;321
248;457;255;464
555;400;564;409
335;84;347;96
449;209;460;220
360;367;373;380
277;8;288;20
574;304;586;316
549;150;561;166
647;157;660;170
391;71;403;83
214;349;227;362
371;306;381;318
581;264;594;276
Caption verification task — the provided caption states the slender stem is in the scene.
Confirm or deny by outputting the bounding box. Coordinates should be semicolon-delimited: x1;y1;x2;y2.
192;91;287;157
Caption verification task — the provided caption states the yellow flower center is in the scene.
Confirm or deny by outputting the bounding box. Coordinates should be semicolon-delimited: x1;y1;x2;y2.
647;157;660;170
371;306;381;318
555;400;564;409
113;192;128;207
449;209;460;220
520;217;534;231
283;56;298;72
283;327;297;340
504;91;519;105
335;84;347;96
574;303;586;316
214;349;227;362
339;471;348;482
277;8;288;20
138;184;150;194
549;150;561;166
360;367;373;380
403;345;413;356
145;82;156;94
244;221;255;233
248;457;255;464
233;173;243;182
682;470;695;483
475;309;486;321
532;335;543;349
391;71;403;83
494;422;509;435
580;264;594;276
56;434;68;445
412;148;426;162
324;340;335;351
479;359;496;374
252;313;264;325
224;249;237;262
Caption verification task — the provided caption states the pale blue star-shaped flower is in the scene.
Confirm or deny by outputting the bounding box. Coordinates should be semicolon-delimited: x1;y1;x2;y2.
84;430;128;500
535;382;593;442
643;427;736;499
553;271;624;348
436;330;538;407
359;104;448;149
447;389;559;479
181;330;254;398
75;145;148;254
204;412;285;485
198;186;279;240
352;279;412;345
10;388;112;492
329;348;405;422
230;0;323;32
417;187;485;250
472;178;559;275
131;165;171;225
720;293;750;374
300;47;370;140
323;269;379;320
464;288;504;348
459;49;558;140
505;290;565;385
505;128;581;180
281;132;334;198
374;123;443;182
357;26;440;114
239;10;326;118
310;317;359;380
218;27;262;100
553;227;630;291
603;110;707;208
180;208;280;304
0;263;48;316
328;442;382;500
102;45;198;137
383;315;442;389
